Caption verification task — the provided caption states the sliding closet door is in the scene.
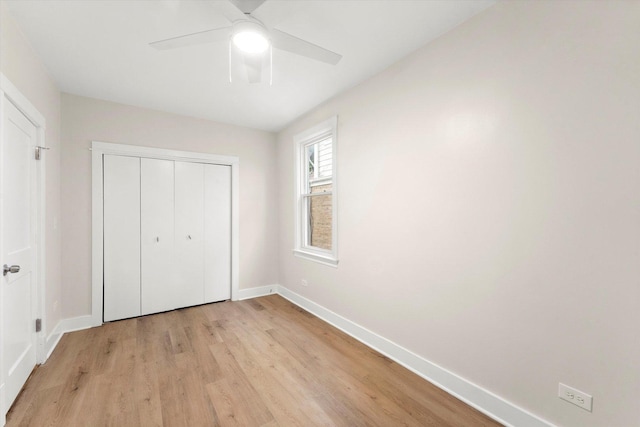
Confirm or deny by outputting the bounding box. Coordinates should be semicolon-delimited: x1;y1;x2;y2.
141;158;176;315
204;164;231;302
103;155;141;322
174;161;205;308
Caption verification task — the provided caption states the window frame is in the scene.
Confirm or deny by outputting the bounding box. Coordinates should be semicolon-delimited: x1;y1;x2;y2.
293;116;338;267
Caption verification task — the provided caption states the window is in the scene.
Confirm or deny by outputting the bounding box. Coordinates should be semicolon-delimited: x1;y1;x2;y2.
294;116;338;266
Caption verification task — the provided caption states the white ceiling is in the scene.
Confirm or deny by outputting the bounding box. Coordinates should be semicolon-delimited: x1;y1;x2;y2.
6;0;495;132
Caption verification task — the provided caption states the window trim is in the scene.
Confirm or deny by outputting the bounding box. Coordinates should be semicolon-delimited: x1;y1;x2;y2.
293;116;338;267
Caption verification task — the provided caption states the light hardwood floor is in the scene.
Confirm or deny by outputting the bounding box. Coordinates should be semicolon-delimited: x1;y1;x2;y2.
7;295;502;426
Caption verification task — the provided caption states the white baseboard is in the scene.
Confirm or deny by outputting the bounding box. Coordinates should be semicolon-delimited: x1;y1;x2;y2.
44;324;63;360
58;315;94;333
235;285;278;301
42;315;94;362
273;286;554;427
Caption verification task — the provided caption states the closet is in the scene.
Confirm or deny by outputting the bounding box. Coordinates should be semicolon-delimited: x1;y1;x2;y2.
103;154;231;322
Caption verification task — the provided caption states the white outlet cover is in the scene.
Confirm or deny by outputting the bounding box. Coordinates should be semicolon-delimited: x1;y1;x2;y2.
558;383;592;412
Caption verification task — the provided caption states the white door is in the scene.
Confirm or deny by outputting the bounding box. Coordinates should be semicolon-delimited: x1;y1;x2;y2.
204;164;231;302
174;161;205;308
1;100;38;415
103;155;141;322
141;158;176;315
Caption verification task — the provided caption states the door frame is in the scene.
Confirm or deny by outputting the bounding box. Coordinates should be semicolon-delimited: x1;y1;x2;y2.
91;141;240;327
0;73;48;424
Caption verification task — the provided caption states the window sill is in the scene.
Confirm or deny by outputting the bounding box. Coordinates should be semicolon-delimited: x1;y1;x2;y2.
293;249;338;268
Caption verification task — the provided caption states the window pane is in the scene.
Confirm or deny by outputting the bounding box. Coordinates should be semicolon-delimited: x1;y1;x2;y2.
317;138;332;178
305;187;332;250
306;144;316;182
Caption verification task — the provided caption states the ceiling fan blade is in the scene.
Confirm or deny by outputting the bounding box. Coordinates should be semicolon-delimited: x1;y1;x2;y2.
270;29;342;65
150;27;231;50
229;0;267;15
242;53;263;84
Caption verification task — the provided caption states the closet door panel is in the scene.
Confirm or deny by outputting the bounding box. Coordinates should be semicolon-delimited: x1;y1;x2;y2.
103;155;141;322
174;161;205;307
204;164;231;302
141;158;176;315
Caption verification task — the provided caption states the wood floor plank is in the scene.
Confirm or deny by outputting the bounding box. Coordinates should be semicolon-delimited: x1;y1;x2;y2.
218;321;334;426
208;339;275;426
6;295;503;427
133;347;164;427
206;377;259;427
264;327;386;427
10;385;63;427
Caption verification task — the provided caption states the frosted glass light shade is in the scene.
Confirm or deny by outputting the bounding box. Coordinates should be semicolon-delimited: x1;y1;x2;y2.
233;30;269;54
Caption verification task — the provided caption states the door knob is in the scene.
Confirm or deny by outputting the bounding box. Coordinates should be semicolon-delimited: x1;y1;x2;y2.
3;264;20;276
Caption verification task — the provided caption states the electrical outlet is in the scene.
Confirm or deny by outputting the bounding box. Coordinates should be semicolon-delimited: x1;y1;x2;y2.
301;279;308;287
558;383;592;412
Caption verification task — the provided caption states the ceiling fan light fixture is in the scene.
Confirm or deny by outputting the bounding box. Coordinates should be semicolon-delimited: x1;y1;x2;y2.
232;21;269;54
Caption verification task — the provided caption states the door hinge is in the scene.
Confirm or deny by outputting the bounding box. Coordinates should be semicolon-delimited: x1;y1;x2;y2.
35;318;42;332
35;146;50;160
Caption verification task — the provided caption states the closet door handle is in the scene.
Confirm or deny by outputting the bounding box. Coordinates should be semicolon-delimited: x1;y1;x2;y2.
187;235;192;240
156;237;160;242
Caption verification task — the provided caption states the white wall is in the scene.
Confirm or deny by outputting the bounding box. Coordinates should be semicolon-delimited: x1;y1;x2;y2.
0;3;62;337
61;94;278;319
276;1;640;426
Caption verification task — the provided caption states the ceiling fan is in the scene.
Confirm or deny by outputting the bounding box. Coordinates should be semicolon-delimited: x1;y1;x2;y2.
149;0;343;83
